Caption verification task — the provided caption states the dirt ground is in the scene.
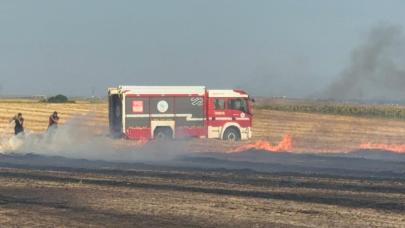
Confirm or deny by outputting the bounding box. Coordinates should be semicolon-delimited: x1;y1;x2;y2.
0;153;404;227
2;100;405;227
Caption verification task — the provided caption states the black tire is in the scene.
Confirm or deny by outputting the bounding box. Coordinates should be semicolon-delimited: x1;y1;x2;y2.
223;127;241;141
154;127;173;140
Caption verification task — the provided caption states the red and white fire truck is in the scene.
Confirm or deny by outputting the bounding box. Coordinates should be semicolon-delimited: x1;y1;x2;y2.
108;86;253;141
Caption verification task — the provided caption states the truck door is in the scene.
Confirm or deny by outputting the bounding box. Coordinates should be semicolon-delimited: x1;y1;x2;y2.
225;98;252;128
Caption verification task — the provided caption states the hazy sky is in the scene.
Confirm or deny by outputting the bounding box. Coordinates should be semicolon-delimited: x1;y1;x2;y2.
1;0;405;97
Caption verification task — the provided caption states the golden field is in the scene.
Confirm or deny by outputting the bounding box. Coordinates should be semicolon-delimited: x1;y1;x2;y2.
0;100;107;135
1;99;405;152
1;99;405;227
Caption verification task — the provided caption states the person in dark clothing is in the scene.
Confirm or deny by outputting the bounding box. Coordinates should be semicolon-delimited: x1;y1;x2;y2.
12;113;24;135
48;111;59;130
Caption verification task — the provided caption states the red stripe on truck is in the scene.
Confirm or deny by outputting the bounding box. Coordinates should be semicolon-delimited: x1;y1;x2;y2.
126;128;151;140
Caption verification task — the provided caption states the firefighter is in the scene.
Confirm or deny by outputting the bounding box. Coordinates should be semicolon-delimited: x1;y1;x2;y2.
48;111;59;130
11;113;24;135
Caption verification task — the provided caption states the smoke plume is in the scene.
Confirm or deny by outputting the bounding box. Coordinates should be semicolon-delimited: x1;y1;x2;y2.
324;24;405;102
0;117;192;162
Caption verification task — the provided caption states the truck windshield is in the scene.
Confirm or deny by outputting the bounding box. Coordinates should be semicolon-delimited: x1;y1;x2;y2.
227;98;248;113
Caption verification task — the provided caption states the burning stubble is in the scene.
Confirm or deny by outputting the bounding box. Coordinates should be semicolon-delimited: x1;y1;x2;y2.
3;113;405;160
232;134;293;153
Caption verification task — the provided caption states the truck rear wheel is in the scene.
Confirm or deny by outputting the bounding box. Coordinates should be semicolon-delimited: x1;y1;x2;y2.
154;127;173;140
223;127;241;141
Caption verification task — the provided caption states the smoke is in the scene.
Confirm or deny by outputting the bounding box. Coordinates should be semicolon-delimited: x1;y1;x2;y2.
324;24;405;102
0;117;193;162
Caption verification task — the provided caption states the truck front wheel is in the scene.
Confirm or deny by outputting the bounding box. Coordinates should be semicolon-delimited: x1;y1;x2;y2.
223;127;241;141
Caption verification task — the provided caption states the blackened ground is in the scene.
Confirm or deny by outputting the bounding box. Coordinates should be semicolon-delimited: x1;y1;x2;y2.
184;149;405;178
3;149;405;178
0;150;405;227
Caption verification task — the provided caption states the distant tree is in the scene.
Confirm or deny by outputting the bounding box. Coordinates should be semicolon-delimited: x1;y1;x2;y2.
47;94;70;103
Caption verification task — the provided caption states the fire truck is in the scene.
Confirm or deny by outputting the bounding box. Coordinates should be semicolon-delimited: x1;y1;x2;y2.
108;86;253;141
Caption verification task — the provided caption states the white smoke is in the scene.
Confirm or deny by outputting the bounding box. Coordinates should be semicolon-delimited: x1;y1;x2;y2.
1;118;115;159
0;117;192;162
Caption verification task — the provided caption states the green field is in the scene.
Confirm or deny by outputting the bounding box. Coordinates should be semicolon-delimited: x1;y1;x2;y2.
256;98;405;120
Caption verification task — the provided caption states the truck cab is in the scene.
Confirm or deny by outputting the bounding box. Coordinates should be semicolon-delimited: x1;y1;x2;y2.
207;90;253;141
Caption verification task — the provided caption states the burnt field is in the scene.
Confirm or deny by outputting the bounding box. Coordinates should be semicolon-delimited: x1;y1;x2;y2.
2;100;405;226
1;151;405;227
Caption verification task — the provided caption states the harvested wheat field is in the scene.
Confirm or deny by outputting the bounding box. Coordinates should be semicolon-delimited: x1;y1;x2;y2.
1;100;405;227
0;100;107;136
2;99;405;153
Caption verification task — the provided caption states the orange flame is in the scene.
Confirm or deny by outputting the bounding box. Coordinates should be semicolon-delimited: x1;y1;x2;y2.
234;134;293;152
359;143;405;153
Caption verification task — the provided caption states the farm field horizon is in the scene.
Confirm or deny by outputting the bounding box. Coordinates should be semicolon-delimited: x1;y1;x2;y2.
1;98;405;154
